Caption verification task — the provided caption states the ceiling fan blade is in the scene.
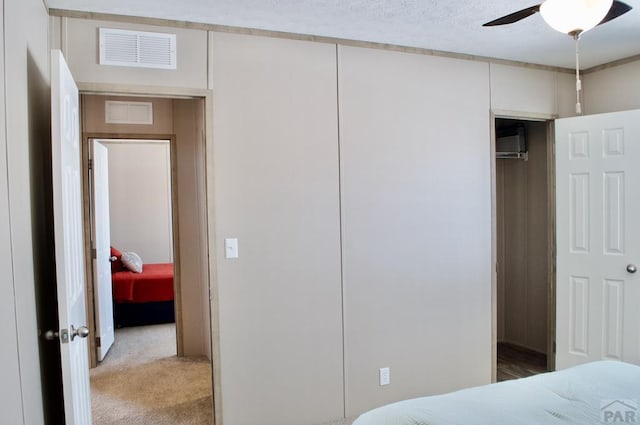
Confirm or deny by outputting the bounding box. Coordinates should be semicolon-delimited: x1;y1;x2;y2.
597;0;632;26
482;4;542;26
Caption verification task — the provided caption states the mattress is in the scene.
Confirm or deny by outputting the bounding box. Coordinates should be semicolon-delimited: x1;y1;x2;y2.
112;263;174;303
353;361;640;425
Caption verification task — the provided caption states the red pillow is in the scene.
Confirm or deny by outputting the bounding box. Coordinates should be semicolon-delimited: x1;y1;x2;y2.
110;246;124;273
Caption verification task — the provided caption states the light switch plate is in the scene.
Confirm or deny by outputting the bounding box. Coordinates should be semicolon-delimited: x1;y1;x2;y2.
225;238;238;259
379;367;390;386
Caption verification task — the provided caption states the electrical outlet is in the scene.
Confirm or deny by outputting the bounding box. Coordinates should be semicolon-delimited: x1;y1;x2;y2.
379;367;390;386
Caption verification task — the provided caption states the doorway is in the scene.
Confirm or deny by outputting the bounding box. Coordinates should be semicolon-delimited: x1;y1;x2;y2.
81;94;214;424
90;138;176;355
495;117;555;381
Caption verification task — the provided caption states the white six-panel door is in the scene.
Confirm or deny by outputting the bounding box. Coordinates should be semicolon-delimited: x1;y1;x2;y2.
91;141;115;361
51;49;92;424
556;109;640;369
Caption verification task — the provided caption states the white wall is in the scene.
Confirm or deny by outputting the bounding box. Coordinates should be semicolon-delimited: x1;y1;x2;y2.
48;14;591;425
583;59;640;115
2;0;51;423
102;140;173;263
0;2;24;423
339;45;492;414
63;18;208;89
490;63;577;118
211;33;344;425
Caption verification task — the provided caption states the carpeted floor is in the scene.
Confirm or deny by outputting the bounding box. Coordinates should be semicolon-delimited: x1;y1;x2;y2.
90;323;358;425
90;323;213;425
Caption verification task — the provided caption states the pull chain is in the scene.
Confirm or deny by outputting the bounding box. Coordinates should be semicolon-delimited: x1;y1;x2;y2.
574;33;582;115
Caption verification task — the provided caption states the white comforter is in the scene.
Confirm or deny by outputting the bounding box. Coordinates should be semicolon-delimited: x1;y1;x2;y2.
353;361;640;425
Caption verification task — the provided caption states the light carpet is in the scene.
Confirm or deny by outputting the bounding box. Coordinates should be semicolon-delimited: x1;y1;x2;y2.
91;323;358;425
90;323;213;425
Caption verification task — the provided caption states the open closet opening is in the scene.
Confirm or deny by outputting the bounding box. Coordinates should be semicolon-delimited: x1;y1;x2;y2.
495;117;554;381
81;94;214;424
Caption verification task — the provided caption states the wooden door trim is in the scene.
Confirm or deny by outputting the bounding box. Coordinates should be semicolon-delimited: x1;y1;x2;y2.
546;120;557;372
490;111;558;379
82;134;180;365
77;85;220;425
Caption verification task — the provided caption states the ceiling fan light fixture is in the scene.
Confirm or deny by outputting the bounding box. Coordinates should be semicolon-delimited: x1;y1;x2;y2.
540;0;613;34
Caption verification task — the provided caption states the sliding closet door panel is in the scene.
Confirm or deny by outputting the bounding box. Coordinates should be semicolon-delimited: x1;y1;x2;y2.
339;46;492;416
211;33;343;425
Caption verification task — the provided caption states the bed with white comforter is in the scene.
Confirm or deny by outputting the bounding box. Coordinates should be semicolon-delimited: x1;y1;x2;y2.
353;361;640;425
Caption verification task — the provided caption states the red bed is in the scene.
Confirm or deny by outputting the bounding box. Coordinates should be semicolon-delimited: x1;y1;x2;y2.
111;247;175;327
112;263;174;303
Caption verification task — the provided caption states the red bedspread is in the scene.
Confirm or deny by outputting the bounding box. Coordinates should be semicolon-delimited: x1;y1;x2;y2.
112;263;174;303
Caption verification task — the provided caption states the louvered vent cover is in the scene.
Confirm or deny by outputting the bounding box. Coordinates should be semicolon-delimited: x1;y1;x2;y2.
99;28;177;70
105;101;153;125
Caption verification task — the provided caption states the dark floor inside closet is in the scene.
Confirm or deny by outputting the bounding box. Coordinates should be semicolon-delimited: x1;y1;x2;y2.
497;342;547;381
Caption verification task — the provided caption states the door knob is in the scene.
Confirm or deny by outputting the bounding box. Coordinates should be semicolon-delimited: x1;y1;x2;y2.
71;325;90;341
44;330;61;341
44;325;89;343
627;264;637;274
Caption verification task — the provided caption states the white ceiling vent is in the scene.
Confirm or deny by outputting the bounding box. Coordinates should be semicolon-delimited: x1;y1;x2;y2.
99;28;177;70
105;101;153;125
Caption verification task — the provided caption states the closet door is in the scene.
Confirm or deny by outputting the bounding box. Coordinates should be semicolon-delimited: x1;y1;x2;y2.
556;109;640;368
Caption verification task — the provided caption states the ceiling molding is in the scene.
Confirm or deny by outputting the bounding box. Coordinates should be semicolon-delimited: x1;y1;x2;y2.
583;53;640;74
49;8;580;74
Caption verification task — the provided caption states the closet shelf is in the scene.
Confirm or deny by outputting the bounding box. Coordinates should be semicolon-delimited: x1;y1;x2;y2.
496;151;528;160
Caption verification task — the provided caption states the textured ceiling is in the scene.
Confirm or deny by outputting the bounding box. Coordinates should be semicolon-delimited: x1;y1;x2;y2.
47;0;640;69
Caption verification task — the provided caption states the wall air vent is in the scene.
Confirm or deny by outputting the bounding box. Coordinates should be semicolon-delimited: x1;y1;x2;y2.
105;101;153;125
99;28;177;70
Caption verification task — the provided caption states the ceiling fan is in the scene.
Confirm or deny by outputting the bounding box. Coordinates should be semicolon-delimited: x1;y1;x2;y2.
483;0;632;36
483;0;633;114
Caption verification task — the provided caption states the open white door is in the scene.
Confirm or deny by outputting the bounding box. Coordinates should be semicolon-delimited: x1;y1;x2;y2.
51;49;92;424
91;141;115;361
556;109;640;369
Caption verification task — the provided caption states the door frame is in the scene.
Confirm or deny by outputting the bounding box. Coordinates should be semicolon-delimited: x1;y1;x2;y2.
83;134;177;366
490;110;557;380
77;83;221;425
545;120;557;372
